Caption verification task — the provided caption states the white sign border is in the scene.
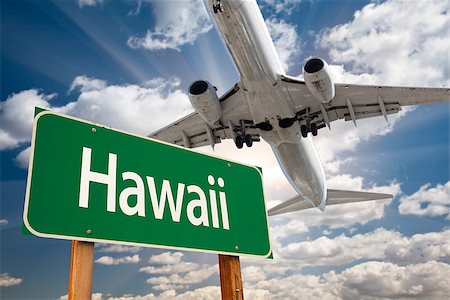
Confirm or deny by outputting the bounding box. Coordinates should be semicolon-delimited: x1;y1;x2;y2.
23;109;272;259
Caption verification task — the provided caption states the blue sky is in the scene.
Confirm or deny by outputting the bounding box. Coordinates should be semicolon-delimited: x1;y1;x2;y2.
1;0;449;299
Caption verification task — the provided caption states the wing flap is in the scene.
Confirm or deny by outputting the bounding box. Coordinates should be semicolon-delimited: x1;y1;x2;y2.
150;112;224;147
334;84;450;106
281;77;449;134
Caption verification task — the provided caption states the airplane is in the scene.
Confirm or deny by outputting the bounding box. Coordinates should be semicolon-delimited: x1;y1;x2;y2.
150;0;450;216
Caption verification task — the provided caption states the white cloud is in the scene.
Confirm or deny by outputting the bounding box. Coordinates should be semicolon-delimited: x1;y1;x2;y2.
269;218;308;248
246;261;450;300
60;76;191;135
278;228;450;265
399;182;450;219
107;287;221;300
127;0;212;51
96;244;142;254
168;286;220;300
384;230;450;264
95;254;140;265
262;0;302;15
335;261;450;299
266;18;301;71
148;252;184;265
86;260;450;299
78;0;104;8
242;266;268;283
0;90;53;150
146;265;217;291
1;76;192;168
302;0;450;177
69;75;107;93
59;292;103;300
14;146;31;169
319;0;450;87
0;273;23;287
140;252;217;292
0;219;8;226
139;262;199;275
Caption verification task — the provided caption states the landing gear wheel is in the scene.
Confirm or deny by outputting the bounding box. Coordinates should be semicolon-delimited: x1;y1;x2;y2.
244;134;253;147
301;125;308;138
311;123;318;136
213;2;223;13
235;135;244;149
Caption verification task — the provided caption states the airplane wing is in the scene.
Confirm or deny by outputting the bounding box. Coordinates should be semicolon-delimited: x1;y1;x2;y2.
149;83;257;148
280;76;450;131
268;189;392;216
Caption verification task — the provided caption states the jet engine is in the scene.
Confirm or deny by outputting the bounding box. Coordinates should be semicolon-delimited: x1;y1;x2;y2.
303;58;335;103
188;80;222;125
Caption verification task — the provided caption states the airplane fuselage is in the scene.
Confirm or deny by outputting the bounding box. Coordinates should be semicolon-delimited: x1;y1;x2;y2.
205;0;327;208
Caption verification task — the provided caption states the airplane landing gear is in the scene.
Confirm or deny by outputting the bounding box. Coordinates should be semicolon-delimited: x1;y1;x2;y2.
311;123;318;136
299;108;319;137
234;134;253;148
301;125;308;138
235;135;244;149
244;134;253;147
213;1;223;13
301;123;318;138
230;120;260;149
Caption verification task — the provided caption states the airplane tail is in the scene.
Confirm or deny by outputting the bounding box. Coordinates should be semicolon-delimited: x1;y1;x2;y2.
268;189;392;216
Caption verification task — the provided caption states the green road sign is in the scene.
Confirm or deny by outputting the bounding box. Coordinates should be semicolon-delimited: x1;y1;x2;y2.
24;111;271;258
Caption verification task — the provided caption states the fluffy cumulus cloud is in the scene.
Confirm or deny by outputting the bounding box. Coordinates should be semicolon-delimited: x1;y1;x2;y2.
127;0;212;51
69;76;107;93
62;75;190;134
241;261;450;299
137;252;218;292
278;228;450;264
0;273;23;287
334;261;450;299
236;228;450;299
146;265;217;291
0;75;192;168
384;230;450;264
319;0;450;87
148;252;184;265
399;181;450;219
95;254;140;265
0;89;53;150
98;260;450;299
265;18;301;71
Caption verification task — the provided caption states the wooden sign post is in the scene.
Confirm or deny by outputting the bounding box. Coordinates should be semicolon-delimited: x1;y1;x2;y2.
68;241;94;300
218;254;244;300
